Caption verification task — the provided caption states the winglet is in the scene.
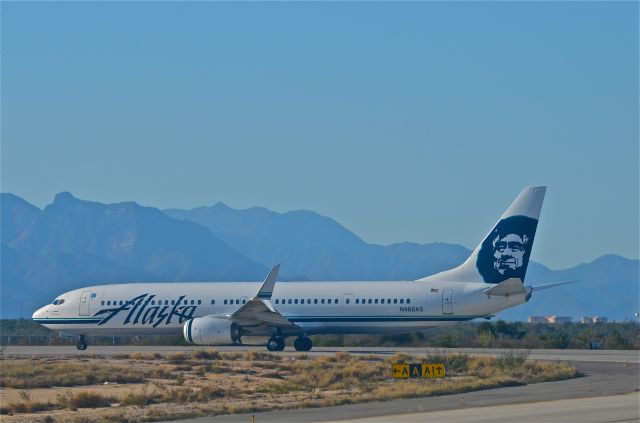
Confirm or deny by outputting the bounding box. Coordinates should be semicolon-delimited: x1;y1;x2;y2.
255;264;281;299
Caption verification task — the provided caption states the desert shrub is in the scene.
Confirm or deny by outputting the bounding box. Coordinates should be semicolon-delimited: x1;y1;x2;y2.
246;351;280;361
174;364;192;371
165;386;226;403
386;353;413;364
130;352;162;360
478;331;494;348
122;386;158;407
221;352;242;361
145;367;174;379
334;352;352;362
71;391;115;408
421;352;469;374
0;401;56;414
167;352;187;364
495;350;530;370
191;349;220;360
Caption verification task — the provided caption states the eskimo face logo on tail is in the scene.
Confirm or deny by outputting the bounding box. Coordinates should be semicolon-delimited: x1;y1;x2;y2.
476;215;538;283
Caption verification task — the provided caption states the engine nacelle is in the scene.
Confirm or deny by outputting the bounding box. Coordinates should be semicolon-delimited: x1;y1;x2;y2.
183;316;239;345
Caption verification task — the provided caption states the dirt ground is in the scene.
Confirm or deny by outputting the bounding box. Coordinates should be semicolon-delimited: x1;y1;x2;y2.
0;350;579;423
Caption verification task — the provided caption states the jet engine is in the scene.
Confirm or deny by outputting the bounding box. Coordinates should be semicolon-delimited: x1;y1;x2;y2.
183;316;240;345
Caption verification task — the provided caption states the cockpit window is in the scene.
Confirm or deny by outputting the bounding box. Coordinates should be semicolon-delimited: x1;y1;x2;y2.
58;299;65;304
52;300;59;305
52;299;65;305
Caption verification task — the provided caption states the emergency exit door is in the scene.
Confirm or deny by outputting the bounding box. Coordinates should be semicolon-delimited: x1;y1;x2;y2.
442;289;453;315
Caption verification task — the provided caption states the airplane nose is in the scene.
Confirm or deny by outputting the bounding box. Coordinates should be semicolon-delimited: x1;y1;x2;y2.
32;306;47;319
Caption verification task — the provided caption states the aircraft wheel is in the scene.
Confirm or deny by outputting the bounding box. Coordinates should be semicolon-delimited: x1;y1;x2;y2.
293;336;312;352
76;341;88;351
266;337;285;352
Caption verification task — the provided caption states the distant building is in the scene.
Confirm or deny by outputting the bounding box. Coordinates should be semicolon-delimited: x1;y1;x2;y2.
580;316;609;324
547;316;572;324
528;315;573;323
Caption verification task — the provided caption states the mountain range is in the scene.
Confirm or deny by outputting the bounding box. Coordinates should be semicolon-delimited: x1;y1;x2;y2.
1;192;638;321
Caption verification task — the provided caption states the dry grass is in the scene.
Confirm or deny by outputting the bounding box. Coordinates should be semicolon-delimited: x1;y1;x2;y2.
0;359;146;388
0;350;579;422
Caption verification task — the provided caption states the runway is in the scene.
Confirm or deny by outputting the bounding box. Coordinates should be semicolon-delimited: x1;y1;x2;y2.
4;345;639;363
326;393;640;423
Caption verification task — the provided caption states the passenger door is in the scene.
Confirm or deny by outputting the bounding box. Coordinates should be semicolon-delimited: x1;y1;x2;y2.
79;291;92;316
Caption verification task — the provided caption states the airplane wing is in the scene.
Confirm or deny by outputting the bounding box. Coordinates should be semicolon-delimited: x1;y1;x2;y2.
229;264;298;328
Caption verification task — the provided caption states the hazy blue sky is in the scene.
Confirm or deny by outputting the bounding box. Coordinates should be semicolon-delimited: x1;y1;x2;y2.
2;2;638;269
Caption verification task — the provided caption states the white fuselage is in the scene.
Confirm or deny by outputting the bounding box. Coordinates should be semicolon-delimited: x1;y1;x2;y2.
32;279;527;338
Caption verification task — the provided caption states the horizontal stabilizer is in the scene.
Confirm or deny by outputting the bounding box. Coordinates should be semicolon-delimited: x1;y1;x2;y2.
530;280;577;292
483;278;526;296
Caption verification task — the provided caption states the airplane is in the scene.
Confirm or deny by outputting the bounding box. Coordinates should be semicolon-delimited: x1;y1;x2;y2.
32;186;572;352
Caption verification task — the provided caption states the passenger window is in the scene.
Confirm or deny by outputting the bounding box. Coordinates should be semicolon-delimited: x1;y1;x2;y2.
101;301;105;306
90;293;96;299
346;299;350;304
307;299;311;304
294;299;299;304
275;299;279;304
374;299;378;304
242;299;246;304
407;299;411;304
314;299;318;304
106;301;110;306
171;300;175;305
119;301;123;305
288;299;292;304
165;300;169;305
224;300;228;305
368;299;372;304
355;299;359;304
400;299;404;304
211;300;215;305
394;299;398;304
321;299;325;304
198;300;201;305
335;298;338;304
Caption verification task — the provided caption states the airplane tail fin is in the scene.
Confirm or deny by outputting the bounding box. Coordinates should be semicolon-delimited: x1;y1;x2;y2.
418;186;546;284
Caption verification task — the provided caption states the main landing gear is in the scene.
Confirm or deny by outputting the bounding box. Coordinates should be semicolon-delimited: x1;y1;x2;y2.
76;335;88;351
265;335;313;352
293;336;312;352
266;336;285;352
